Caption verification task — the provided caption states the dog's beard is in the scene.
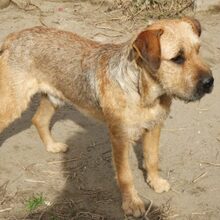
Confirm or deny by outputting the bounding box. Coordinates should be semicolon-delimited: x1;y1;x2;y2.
173;92;204;103
162;81;213;103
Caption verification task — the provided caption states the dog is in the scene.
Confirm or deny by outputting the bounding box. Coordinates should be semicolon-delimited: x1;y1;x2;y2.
0;17;213;217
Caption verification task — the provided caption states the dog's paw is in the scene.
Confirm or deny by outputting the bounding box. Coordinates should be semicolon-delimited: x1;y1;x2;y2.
122;193;145;217
147;176;170;193
46;142;68;153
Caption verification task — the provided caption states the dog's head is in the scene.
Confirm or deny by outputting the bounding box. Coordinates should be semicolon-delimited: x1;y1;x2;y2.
131;17;214;102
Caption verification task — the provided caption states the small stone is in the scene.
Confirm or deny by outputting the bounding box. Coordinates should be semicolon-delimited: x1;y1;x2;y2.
0;0;10;9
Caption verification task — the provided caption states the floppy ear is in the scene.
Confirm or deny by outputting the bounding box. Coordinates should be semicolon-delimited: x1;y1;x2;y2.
182;16;202;37
132;29;163;72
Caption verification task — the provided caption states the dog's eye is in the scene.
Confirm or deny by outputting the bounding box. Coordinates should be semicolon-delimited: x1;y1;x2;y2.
171;55;185;64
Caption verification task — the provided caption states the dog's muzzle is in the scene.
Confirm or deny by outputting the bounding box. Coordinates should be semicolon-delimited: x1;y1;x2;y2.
185;73;214;102
197;75;214;95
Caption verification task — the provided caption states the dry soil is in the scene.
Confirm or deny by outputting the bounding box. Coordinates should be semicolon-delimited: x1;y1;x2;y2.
0;1;220;220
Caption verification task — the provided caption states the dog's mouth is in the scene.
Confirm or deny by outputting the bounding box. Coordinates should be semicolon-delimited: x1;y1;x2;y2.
174;84;214;103
172;75;214;103
173;94;200;103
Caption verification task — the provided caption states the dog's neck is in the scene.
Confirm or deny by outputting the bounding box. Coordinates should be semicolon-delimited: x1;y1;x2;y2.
119;42;165;107
108;43;165;107
138;67;165;107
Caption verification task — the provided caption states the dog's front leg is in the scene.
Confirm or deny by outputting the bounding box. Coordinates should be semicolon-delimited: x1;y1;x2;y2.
143;126;170;193
110;132;145;217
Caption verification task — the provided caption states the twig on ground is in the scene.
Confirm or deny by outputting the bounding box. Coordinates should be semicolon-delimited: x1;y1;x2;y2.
38;208;48;220
170;188;181;194
95;0;105;11
200;161;220;167
0;180;9;205
11;0;35;11
144;199;153;217
197;108;209;111
47;157;81;164
192;171;207;183
93;32;123;38
191;210;214;215
24;179;46;183
95;25;125;34
109;17;124;21
0;208;12;213
42;170;71;174
167;214;180;219
74;211;105;220
13;1;49;27
139;194;151;203
176;0;194;14
127;6;146;20
164;127;193;132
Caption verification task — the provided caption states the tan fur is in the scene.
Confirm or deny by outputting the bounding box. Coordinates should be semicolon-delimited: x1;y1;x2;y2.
0;17;213;217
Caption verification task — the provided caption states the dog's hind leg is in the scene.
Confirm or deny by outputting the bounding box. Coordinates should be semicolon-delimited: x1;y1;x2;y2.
32;94;68;153
0;94;25;133
0;77;35;134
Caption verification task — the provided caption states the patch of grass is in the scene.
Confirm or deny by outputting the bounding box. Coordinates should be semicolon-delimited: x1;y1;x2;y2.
26;194;45;212
115;0;194;19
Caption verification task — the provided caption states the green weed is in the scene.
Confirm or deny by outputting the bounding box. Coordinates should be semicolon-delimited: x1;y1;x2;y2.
26;194;45;212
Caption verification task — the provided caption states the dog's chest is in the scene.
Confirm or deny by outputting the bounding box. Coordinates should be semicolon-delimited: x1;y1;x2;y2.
125;100;170;140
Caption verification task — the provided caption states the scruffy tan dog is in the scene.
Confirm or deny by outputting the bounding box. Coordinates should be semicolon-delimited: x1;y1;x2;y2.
0;17;213;217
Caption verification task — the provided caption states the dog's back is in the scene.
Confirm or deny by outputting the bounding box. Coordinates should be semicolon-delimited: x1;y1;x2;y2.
0;27;109;115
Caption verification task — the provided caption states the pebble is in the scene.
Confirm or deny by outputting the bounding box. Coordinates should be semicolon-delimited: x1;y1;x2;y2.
0;0;10;9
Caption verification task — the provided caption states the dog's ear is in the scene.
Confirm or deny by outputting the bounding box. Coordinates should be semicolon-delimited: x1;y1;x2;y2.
132;29;163;72
182;16;201;37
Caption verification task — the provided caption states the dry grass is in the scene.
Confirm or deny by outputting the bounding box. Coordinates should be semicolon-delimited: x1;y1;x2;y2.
12;0;195;20
107;0;195;19
26;199;171;220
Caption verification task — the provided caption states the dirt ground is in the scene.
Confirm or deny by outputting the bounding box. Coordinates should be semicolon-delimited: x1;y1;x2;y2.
0;1;220;220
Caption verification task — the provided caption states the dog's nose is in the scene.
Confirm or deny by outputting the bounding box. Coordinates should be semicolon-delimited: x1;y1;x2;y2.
200;75;214;93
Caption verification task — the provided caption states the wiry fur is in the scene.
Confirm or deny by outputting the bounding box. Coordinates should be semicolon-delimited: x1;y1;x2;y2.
0;17;213;217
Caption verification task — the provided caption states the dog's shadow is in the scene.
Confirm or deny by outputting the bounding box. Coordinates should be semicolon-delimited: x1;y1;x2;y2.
0;95;40;147
0;95;123;219
44;103;124;219
0;95;165;220
33;104;166;220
